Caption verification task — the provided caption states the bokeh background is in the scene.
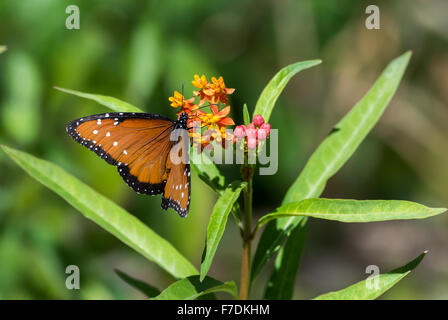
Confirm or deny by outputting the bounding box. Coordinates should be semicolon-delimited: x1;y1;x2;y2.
0;0;447;299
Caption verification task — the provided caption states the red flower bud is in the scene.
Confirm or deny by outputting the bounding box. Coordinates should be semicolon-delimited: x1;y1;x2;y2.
234;125;246;138
247;123;255;130
253;115;264;127
247;137;257;149
257;128;267;140
246;128;257;139
260;123;271;135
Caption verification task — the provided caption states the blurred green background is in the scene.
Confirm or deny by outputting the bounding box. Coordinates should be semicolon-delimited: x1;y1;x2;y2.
0;0;447;299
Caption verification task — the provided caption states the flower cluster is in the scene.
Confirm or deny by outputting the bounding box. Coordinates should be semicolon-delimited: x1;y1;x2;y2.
234;115;271;150
169;75;235;149
168;76;272;153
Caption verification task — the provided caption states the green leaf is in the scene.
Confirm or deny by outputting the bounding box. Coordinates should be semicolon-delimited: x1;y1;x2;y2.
253;60;321;123
283;52;412;204
115;269;160;298
190;148;244;226
152;276;237;300
314;251;427;300
190;148;227;195
257;199;446;226
0;45;7;54
243;104;251;125
252;51;412;283
200;181;246;281
1;145;197;279
263;218;307;299
54;86;143;113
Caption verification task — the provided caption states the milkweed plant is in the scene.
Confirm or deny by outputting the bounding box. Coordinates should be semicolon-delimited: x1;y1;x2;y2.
1;50;446;300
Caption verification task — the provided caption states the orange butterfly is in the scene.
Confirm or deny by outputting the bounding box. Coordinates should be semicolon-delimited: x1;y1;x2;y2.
66;112;191;217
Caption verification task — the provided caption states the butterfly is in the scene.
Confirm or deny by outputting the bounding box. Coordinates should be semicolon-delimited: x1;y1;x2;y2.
66;111;191;217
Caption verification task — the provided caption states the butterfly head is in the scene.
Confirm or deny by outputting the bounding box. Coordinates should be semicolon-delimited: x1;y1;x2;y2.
175;112;189;130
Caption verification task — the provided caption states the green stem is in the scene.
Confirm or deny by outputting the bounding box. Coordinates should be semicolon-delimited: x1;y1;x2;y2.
239;165;253;300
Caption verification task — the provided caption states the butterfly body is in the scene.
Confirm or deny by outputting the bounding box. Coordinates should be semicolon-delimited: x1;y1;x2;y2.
66;112;191;217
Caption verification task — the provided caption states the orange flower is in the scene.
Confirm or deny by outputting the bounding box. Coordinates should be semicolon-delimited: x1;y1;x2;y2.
208;76;235;105
171;75;235;151
192;74;235;106
198;105;235;129
192;75;210;106
195;126;233;150
169;91;199;121
190;129;213;150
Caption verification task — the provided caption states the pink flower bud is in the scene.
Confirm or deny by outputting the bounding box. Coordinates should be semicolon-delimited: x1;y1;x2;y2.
257;128;267;140
234;125;246;138
247;138;257;149
246;128;257;139
253;115;264;127
260;123;271;135
247;123;255;130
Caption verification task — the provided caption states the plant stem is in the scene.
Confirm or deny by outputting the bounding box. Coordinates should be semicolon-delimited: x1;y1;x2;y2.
239;170;253;300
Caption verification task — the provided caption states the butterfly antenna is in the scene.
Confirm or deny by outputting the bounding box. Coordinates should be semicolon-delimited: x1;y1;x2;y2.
181;82;185;107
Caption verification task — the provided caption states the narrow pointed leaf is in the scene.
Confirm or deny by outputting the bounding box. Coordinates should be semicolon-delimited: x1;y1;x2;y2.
253;60;321;123
314;251;427;300
243;104;250;125
256;199;446;226
54;86;143;113
152;276;237;300
1;145;197;279
283;52;412;204
115;269;160;298
252;52;412;284
200;181;247;281
190;148;242;224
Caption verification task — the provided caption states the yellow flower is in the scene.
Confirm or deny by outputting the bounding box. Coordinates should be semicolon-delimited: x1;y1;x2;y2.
208;76;235;105
192;74;235;106
197;105;235;129
192;74;209;90
168;91;186;108
169;74;235;150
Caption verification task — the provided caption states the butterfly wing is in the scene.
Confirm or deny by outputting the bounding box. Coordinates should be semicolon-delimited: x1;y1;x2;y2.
162;132;191;217
66;112;175;196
